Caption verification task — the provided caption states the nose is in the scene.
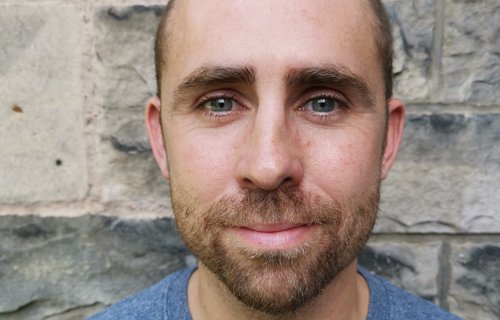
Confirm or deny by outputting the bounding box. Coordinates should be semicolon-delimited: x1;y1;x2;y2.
234;107;304;191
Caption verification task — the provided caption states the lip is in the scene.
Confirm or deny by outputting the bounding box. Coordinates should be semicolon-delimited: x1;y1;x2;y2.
229;224;316;250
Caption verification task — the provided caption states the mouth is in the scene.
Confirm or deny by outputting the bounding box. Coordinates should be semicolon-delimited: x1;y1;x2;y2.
228;223;317;250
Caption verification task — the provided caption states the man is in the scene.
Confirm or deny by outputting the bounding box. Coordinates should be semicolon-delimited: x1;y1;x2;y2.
91;0;460;319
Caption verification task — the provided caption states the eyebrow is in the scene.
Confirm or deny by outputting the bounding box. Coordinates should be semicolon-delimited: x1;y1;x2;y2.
171;65;256;106
169;64;374;110
285;65;374;108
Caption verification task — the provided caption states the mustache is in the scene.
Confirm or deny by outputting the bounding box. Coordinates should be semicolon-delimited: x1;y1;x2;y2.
203;187;341;228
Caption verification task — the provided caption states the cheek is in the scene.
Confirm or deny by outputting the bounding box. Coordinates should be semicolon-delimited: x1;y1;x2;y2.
166;127;240;201
304;129;383;198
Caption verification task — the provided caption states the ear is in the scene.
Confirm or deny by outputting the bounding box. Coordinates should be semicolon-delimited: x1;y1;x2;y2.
145;96;170;179
380;98;405;180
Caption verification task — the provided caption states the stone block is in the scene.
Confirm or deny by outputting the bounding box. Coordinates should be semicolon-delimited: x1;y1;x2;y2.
360;241;442;303
98;109;170;206
449;242;500;320
377;113;500;233
93;6;170;204
442;0;500;104
94;5;164;111
0;5;88;203
0;215;192;319
383;0;435;102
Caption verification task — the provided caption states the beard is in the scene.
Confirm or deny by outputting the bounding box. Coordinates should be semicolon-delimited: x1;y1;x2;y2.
170;183;380;316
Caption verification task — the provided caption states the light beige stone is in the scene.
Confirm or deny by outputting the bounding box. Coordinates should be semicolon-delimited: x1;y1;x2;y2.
0;4;88;203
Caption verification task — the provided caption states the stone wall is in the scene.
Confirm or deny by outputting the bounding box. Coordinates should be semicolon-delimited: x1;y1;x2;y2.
0;0;498;319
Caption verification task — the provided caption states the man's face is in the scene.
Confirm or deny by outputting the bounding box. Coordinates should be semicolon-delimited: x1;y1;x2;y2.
148;0;404;315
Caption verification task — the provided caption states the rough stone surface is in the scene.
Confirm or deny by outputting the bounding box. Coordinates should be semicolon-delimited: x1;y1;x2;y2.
93;6;169;204
383;0;436;102
98;110;170;205
0;215;192;320
449;242;500;320
442;0;500;104
377;113;500;233
360;241;442;304
0;4;88;203
94;5;163;111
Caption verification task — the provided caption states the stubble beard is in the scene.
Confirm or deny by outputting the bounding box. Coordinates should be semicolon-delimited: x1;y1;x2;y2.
171;184;380;316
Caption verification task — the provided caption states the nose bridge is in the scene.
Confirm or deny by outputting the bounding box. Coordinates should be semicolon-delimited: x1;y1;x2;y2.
236;99;303;190
253;104;287;157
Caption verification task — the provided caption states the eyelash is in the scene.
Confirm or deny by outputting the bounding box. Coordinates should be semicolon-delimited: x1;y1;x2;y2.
195;91;351;121
196;93;241;118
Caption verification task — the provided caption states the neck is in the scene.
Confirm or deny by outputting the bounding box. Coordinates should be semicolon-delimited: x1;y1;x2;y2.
188;260;369;320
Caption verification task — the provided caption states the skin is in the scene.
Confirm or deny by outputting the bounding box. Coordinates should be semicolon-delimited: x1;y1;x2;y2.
146;0;405;319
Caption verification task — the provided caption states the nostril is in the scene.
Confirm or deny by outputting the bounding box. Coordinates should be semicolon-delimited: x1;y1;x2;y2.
282;176;294;185
240;174;296;191
241;178;255;188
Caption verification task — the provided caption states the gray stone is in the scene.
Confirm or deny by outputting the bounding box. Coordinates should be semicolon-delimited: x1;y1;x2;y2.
360;241;442;304
93;6;169;204
377;113;500;233
383;0;435;102
98;109;170;205
0;4;88;203
93;5;164;111
449;242;500;320
442;0;500;104
0;215;191;320
110;119;151;154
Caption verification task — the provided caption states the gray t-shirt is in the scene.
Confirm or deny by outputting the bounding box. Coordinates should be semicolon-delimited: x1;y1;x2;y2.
89;267;461;319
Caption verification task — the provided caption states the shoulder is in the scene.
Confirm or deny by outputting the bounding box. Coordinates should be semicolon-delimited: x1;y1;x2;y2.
87;267;195;320
358;267;462;320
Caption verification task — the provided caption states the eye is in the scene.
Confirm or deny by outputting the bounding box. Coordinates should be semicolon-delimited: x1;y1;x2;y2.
203;97;234;112
305;97;341;113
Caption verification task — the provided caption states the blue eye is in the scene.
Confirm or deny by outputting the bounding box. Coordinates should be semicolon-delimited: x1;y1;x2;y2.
307;97;340;113
204;98;233;112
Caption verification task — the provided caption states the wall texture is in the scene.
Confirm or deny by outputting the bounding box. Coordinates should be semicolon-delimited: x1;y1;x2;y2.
0;0;498;319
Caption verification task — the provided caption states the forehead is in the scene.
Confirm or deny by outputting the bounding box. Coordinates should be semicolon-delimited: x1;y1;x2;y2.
164;0;382;96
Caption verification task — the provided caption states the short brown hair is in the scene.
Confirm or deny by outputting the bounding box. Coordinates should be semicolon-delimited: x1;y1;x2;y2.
154;0;177;98
366;0;394;100
154;0;393;99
